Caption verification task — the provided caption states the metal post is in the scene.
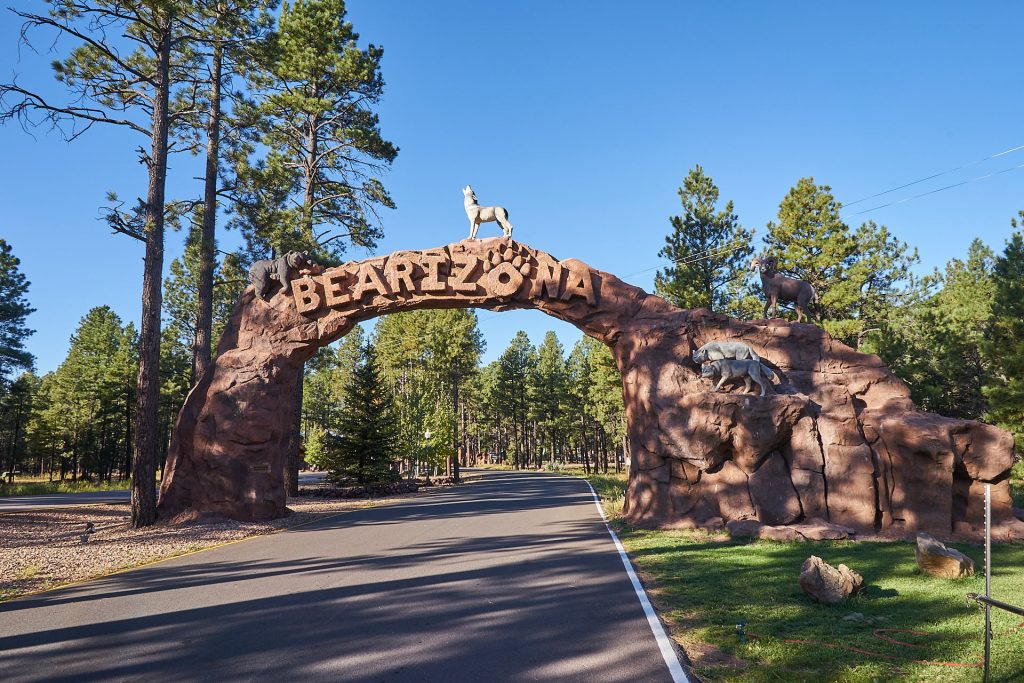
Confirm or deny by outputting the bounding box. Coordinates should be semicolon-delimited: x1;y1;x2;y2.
984;483;991;683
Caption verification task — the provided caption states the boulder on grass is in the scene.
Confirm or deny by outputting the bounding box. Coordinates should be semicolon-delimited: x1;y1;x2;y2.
794;518;856;541
760;525;804;542
725;519;763;538
799;555;864;604
915;533;975;579
699;516;725;532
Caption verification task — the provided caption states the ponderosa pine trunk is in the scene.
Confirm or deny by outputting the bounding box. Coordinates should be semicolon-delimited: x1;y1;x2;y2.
132;14;172;528
285;111;320;497
193;39;222;385
451;374;460;483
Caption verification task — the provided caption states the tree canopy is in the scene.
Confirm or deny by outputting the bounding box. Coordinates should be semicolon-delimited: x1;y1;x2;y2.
655;165;754;314
983;215;1024;447
761;177;920;344
0;240;35;385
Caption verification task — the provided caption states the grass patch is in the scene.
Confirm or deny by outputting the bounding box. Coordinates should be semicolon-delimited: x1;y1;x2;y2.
0;478;132;497
14;565;41;580
583;472;1024;681
586;471;629;519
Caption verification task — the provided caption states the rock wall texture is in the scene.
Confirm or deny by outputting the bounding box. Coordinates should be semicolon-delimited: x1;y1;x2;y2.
157;238;1023;539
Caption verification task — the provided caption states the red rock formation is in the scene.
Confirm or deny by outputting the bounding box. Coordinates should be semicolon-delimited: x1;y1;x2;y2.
157;238;1023;540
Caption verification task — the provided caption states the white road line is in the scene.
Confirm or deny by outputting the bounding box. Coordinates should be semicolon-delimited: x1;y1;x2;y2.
584;480;692;683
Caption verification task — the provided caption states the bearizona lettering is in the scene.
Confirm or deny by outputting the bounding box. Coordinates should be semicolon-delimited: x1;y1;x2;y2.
291;244;599;315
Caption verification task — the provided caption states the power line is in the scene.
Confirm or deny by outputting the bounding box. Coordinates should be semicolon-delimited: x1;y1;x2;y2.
842;143;1024;207
849;160;1024;216
474;144;1024;326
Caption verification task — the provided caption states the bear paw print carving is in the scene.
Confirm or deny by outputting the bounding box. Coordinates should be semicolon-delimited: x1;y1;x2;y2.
482;241;534;277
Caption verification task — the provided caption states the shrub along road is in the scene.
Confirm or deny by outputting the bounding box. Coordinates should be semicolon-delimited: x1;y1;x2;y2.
0;470;687;682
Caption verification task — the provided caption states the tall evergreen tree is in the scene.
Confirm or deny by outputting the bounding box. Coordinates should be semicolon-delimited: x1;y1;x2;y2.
762;178;918;344
984;214;1024;447
587;339;626;473
655;166;754;313
870;239;993;419
301;325;365;468
37;307;137;481
373;310;483;478
470;360;504;465
497;332;537;468
231;0;398;259
229;0;398;493
163;224;247;376
326;341;398;483
182;0;276;384
1;0;199;526
0;240;35;385
0;372;38;477
566;338;598;474
530;331;568;467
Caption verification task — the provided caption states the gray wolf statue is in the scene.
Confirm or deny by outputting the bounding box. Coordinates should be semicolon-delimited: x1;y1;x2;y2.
692;341;762;364
248;251;318;301
463;185;513;239
750;255;818;323
701;358;776;397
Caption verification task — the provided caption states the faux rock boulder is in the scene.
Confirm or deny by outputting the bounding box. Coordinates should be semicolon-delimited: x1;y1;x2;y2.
155;239;1024;540
725;518;855;542
799;555;864;604
915;533;975;579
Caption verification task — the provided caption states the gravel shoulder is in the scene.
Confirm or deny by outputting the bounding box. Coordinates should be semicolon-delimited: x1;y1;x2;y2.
0;491;421;602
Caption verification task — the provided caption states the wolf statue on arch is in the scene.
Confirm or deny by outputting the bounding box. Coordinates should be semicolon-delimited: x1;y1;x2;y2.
157;237;1023;541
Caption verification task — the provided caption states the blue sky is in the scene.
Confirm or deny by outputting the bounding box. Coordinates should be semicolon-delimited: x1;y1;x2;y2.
2;1;1023;373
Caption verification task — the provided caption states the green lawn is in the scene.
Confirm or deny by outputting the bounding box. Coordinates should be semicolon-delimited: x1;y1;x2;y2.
0;477;132;497
587;472;1024;682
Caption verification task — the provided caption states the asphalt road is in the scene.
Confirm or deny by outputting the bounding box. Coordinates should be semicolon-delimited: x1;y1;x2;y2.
0;472;327;513
0;470;686;682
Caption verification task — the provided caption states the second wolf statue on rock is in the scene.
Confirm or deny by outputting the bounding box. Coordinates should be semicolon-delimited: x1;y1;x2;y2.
693;341;776;397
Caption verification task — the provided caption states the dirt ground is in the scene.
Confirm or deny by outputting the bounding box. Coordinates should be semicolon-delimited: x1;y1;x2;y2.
0;493;413;602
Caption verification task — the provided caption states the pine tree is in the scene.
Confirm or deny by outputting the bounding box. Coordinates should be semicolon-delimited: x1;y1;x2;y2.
40;307;137;481
182;0;275;384
870;239;993;419
1;0;200;526
566;338;599;474
372;310;482;477
655;166;754;313
587;340;625;473
327;342;398;483
231;0;397;260
163;224;247;380
984;214;1024;447
762;178;918;343
0;240;35;385
471;360;504;465
0;372;38;478
228;0;397;493
497;332;537;468
302;325;365;442
530;331;568;467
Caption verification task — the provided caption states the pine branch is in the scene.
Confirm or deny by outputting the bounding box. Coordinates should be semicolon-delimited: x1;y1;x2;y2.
0;82;150;138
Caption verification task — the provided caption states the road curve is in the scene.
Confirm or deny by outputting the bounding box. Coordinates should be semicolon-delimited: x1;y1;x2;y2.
0;470;685;682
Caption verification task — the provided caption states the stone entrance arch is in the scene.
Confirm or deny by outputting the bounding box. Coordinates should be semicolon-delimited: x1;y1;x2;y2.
157;238;1023;540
